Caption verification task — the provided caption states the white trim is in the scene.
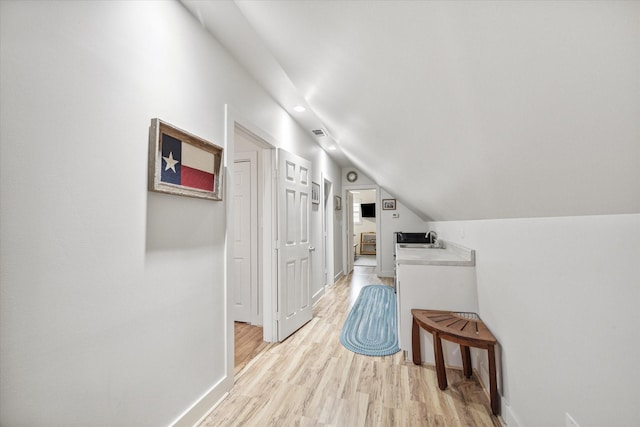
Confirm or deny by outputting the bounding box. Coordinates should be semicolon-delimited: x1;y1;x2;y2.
378;270;394;278
263;148;277;342
344;191;355;275
169;382;229;427
502;401;519;427
223;106;235;387
322;175;335;291
342;183;381;277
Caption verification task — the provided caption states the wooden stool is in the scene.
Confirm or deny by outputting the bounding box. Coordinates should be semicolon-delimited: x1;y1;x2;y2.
411;309;500;416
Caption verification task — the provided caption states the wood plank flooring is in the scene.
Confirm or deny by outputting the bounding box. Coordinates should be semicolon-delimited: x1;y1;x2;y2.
234;322;271;375
201;267;502;426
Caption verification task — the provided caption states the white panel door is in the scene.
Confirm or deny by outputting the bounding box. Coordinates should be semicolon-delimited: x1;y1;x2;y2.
232;156;256;322
277;148;312;340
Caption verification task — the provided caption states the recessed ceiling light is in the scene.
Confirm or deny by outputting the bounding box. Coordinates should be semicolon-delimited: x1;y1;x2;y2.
293;105;306;113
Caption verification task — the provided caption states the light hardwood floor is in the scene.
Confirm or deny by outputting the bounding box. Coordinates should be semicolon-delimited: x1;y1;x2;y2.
234;322;271;375
201;267;501;426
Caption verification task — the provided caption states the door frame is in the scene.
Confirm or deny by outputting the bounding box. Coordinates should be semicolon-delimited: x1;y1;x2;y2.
322;178;330;289
345;190;355;275
225;105;278;348
342;184;381;276
322;176;334;289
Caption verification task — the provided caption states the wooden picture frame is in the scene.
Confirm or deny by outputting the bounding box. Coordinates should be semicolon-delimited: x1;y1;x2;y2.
148;118;223;201
335;196;342;210
311;182;320;205
382;198;396;210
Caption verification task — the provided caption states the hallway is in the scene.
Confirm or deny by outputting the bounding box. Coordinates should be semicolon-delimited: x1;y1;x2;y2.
200;267;500;426
353;254;376;267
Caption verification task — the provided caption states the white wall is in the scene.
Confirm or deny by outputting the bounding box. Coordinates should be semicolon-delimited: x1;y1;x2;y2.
427;214;640;427
0;1;341;425
378;188;428;277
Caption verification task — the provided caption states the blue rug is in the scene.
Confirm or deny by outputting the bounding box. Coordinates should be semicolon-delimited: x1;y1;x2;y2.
340;285;400;356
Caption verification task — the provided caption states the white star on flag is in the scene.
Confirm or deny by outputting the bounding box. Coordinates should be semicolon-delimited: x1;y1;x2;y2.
163;152;179;173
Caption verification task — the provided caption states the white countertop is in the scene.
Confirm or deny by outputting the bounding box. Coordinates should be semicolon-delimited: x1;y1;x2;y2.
395;241;475;266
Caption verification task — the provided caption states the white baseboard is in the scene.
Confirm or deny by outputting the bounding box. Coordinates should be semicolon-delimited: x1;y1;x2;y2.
378;270;394;278
170;376;233;427
312;287;325;304
502;401;522;427
334;270;344;283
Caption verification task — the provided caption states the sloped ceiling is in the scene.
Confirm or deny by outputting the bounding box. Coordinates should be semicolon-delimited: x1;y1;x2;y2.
182;0;640;221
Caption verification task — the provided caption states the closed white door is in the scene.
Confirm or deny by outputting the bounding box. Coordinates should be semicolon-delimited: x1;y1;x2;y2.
233;153;257;323
277;148;312;340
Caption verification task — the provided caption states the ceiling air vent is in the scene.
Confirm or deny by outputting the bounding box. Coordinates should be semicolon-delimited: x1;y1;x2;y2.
311;128;327;137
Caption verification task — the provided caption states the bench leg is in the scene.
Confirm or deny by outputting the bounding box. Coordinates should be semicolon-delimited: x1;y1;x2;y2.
433;333;448;390
412;317;422;365
461;345;472;378
488;344;500;416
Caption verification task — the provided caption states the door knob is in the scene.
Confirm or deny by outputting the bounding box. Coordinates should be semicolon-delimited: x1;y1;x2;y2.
309;246;316;252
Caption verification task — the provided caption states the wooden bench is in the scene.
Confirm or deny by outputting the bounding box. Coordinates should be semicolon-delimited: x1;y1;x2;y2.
411;309;500;416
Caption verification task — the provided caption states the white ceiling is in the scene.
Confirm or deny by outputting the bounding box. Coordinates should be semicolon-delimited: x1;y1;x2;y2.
182;0;640;221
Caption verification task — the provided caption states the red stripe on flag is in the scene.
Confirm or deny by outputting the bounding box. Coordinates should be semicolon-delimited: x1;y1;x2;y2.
181;165;214;191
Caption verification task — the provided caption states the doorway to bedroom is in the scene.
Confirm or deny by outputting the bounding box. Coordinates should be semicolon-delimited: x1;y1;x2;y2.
351;189;377;267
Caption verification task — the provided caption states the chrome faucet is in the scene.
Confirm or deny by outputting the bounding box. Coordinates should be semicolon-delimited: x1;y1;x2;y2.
425;231;438;245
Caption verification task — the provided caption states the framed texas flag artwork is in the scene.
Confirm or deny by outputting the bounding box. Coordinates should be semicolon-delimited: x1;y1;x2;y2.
148;118;223;200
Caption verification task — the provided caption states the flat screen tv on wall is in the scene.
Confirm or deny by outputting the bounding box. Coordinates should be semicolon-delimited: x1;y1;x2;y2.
361;203;376;218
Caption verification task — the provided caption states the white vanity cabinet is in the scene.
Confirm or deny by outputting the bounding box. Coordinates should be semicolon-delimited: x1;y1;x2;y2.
395;242;478;367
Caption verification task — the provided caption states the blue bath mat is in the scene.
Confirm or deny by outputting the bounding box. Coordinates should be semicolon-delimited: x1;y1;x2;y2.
340;285;400;356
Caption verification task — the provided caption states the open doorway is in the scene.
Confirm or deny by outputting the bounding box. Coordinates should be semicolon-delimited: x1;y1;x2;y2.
226;107;328;380
232;124;273;373
351;189;377;267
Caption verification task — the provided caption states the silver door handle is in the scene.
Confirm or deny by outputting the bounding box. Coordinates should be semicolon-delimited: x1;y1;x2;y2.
309;246;316;252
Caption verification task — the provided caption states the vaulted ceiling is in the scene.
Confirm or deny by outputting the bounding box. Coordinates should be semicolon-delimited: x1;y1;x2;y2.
182;0;640;221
